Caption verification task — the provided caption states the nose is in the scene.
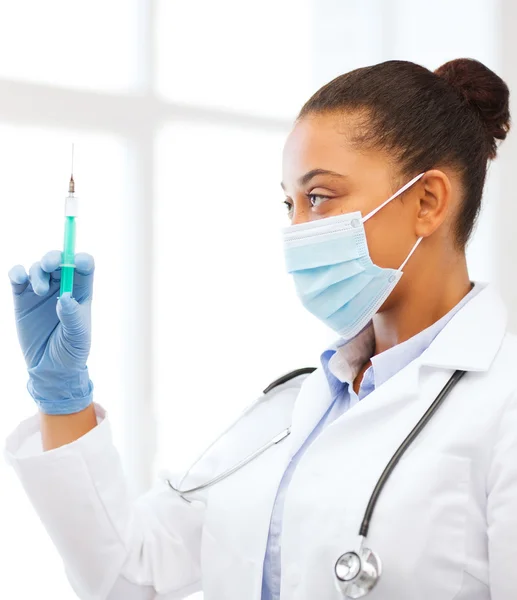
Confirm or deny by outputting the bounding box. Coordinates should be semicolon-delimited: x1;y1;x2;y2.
291;205;312;226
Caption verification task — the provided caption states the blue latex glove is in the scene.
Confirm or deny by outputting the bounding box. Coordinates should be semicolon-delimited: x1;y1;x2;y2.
8;250;95;415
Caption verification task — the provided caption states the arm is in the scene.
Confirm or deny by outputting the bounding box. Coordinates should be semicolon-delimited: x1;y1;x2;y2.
41;403;97;450
7;249;301;598
5;405;207;600
7;254;208;598
487;390;517;599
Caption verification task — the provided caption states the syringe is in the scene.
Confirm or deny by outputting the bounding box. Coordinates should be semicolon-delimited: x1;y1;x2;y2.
59;144;79;298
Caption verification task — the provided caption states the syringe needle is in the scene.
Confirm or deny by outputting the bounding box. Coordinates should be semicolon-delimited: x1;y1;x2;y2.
69;143;75;194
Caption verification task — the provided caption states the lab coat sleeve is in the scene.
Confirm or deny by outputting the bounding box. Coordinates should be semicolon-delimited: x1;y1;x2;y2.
4;404;206;600
486;389;517;599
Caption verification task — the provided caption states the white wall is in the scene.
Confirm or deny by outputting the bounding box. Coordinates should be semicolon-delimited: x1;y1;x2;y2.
498;0;517;331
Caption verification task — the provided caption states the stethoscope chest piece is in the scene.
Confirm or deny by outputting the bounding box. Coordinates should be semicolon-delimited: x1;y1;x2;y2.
334;546;382;598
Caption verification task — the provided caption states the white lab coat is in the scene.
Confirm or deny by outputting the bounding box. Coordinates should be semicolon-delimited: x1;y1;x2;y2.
5;283;517;600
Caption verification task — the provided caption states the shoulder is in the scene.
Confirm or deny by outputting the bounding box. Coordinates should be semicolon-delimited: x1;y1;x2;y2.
464;330;517;423
212;367;318;449
496;330;517;359
192;367;317;477
485;330;517;387
494;331;517;407
262;367;317;395
241;367;316;424
228;367;318;441
162;367;317;492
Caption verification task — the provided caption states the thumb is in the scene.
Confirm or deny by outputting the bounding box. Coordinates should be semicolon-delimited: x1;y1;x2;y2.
56;292;86;338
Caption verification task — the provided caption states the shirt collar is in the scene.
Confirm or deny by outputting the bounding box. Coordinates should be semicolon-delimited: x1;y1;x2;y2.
320;281;486;394
333;325;374;382
370;281;482;387
320;324;374;392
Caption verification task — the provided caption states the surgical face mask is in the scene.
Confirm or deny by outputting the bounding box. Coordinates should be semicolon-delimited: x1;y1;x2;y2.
282;172;425;340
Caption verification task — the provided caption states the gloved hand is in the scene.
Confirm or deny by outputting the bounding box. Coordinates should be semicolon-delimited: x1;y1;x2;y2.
7;250;95;415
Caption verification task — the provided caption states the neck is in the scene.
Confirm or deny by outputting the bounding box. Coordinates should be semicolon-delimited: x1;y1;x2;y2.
372;251;472;356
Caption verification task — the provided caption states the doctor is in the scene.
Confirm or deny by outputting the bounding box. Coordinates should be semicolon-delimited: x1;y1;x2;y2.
5;56;517;600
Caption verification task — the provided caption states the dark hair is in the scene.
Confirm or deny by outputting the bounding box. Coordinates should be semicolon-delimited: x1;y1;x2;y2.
297;58;510;248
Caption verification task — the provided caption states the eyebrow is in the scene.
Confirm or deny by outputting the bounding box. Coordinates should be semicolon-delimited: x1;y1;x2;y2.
280;168;348;190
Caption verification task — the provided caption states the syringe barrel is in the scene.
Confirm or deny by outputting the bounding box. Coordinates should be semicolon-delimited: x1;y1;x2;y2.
65;194;79;217
60;215;77;297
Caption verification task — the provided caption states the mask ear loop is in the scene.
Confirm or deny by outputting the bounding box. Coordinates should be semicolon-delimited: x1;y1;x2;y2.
398;236;423;272
362;172;426;223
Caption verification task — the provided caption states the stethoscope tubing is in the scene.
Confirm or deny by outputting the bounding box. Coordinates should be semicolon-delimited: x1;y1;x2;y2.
358;369;466;537
166;367;467;599
166;427;291;498
167;369;466;528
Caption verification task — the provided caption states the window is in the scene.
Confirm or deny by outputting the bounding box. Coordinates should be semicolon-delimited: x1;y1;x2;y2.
1;1;500;598
0;1;321;598
0;0;139;91
153;121;334;474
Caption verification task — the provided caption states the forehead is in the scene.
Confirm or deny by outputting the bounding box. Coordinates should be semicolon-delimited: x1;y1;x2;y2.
282;113;390;189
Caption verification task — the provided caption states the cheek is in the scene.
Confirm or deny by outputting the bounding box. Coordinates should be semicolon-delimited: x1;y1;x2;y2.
364;213;415;269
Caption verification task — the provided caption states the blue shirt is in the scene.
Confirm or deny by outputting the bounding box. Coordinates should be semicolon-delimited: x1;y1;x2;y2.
261;283;481;599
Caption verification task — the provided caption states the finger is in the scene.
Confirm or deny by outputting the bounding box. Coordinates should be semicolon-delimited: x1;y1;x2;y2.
57;291;81;319
41;250;63;282
56;292;88;344
28;261;50;296
74;252;95;276
8;264;30;295
72;253;95;299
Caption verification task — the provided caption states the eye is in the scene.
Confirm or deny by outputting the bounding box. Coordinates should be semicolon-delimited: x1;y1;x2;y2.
283;199;293;214
308;193;330;208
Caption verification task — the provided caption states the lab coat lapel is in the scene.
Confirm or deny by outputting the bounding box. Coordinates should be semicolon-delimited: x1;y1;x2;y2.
286;366;334;458
286;335;423;459
331;355;423;427
286;283;507;461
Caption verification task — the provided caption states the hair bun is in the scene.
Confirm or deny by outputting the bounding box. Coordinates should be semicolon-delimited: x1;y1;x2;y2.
435;58;510;159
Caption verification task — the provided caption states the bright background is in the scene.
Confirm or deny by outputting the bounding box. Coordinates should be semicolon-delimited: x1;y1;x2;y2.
1;1;516;598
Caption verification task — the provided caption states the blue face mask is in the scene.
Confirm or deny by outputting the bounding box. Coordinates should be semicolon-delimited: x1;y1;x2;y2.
282;172;425;340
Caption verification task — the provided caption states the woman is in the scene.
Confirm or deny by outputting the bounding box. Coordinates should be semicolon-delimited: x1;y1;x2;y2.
5;57;516;600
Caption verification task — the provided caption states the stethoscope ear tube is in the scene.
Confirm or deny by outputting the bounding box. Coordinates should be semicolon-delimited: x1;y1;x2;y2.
334;369;466;597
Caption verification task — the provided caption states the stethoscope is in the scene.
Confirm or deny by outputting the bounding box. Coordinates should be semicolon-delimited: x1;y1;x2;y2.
166;368;466;598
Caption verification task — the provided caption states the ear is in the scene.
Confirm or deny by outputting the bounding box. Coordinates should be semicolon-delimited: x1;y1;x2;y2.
414;169;452;238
